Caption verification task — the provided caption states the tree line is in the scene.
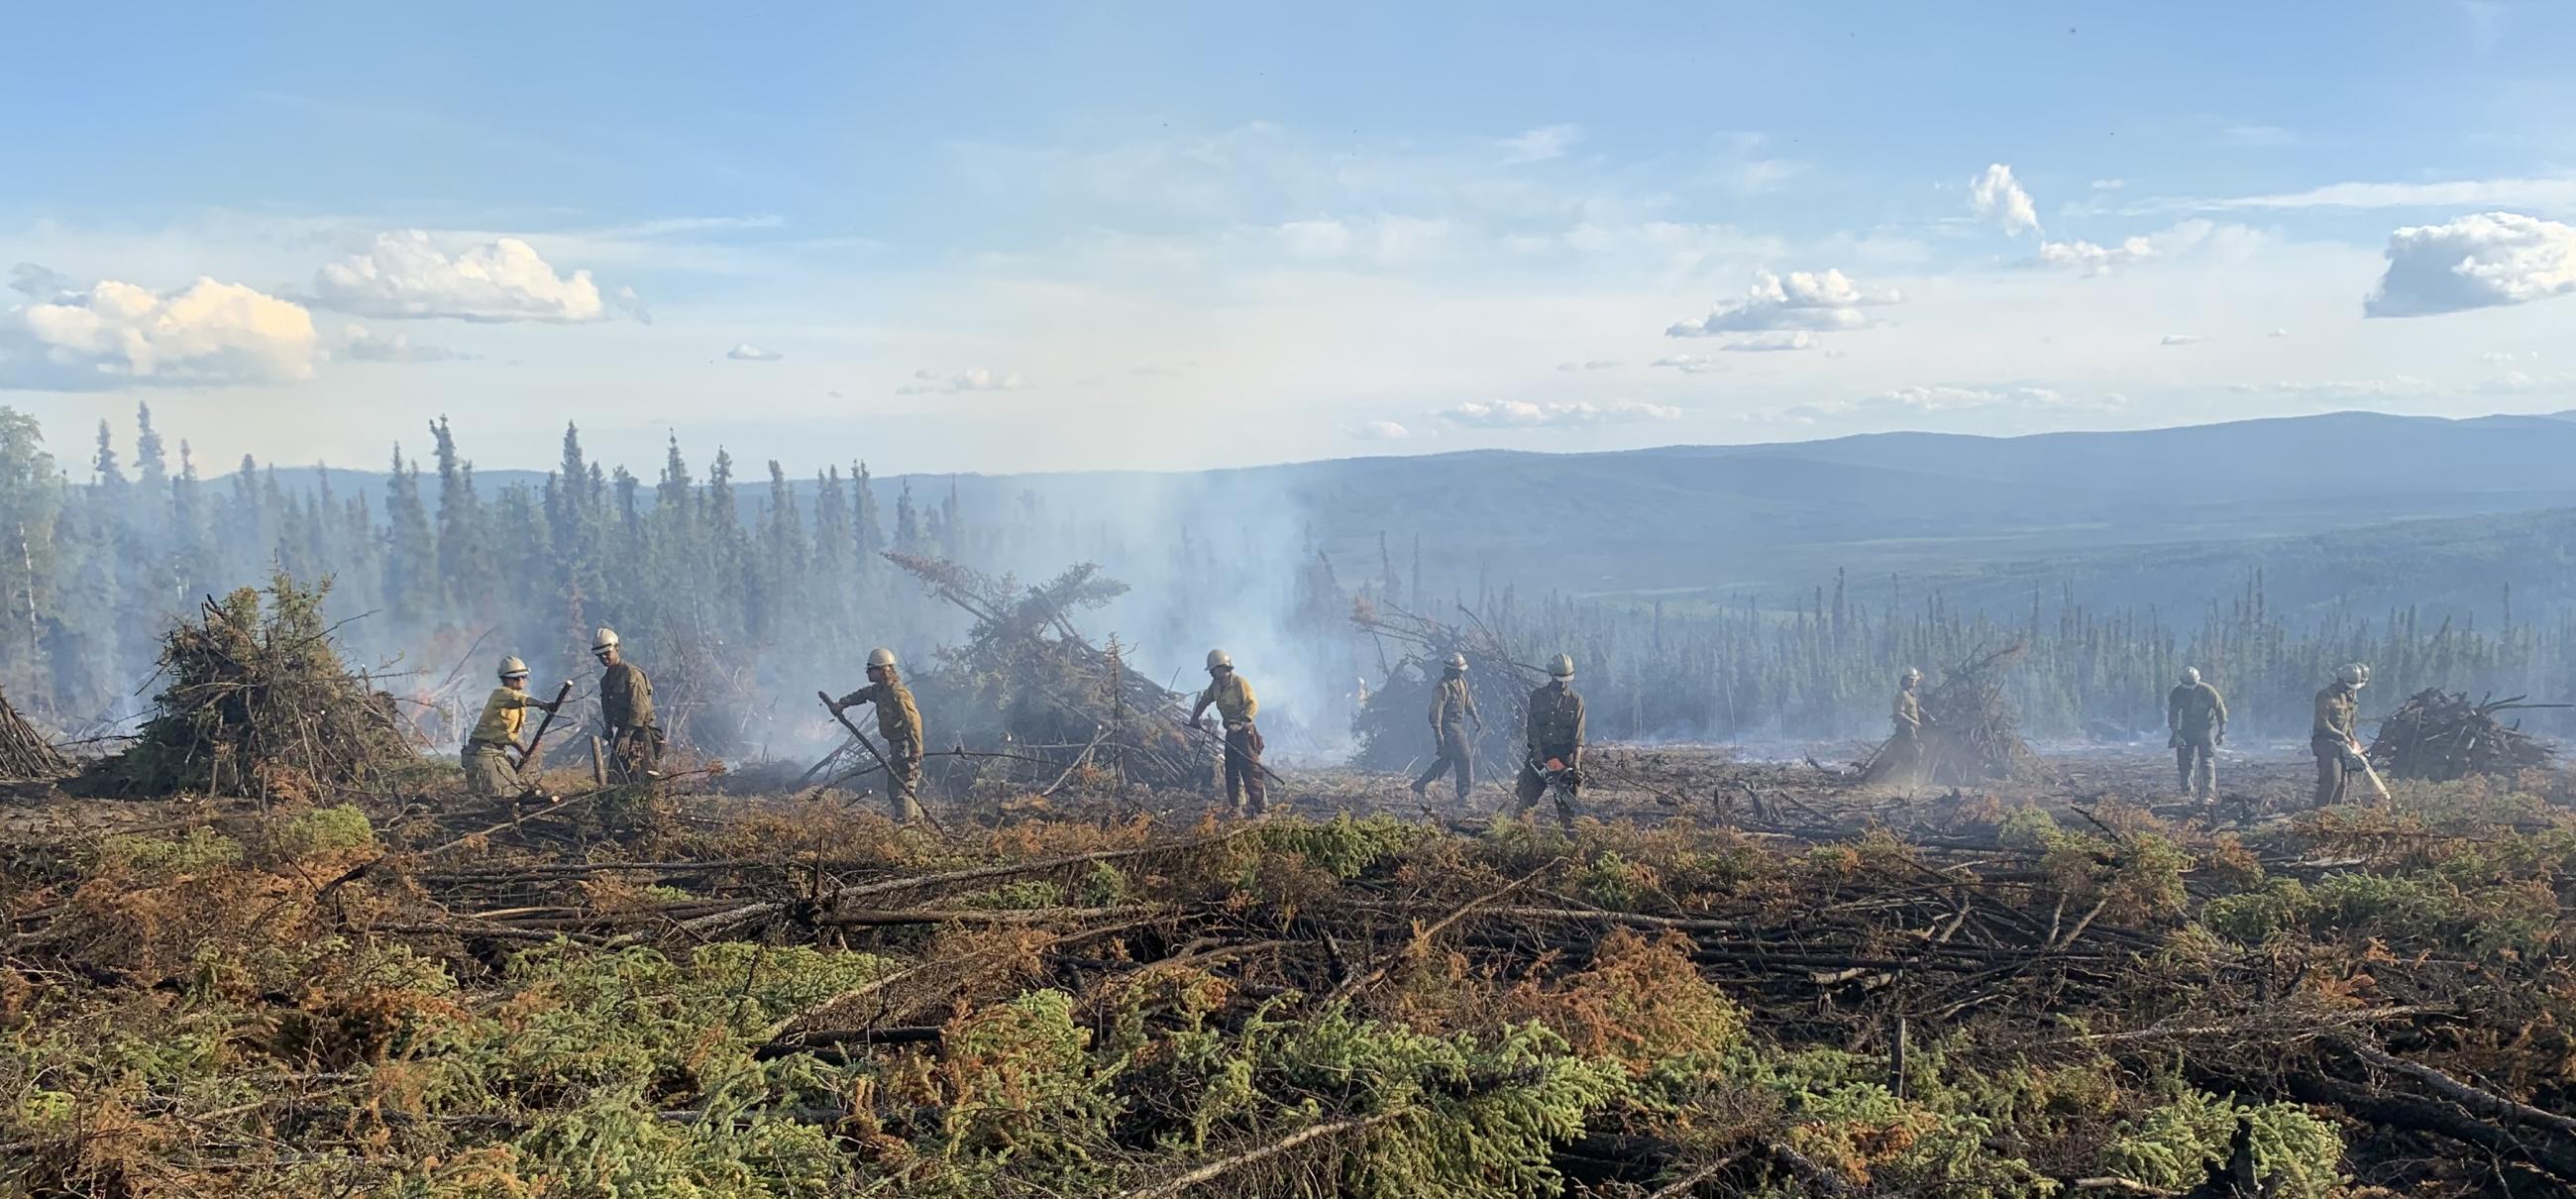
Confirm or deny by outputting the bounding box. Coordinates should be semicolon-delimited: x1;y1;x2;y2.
2;404;2568;756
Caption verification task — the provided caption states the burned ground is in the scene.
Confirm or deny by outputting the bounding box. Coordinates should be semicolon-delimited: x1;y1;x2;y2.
7;743;2576;1197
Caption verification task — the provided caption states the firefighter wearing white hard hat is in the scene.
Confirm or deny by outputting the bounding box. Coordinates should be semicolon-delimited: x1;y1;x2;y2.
2310;664;2372;807
1189;649;1265;816
1413;651;1482;804
2168;667;2228;801
829;648;926;820
1513;653;1585;825
591;628;662;787
463;655;560;799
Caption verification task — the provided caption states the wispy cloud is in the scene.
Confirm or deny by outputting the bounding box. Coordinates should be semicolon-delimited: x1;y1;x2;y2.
895;367;1025;395
2219;124;2295;148
1437;398;1681;428
342;324;470;364
726;343;785;362
1497;123;1581;164
2181;176;2576;213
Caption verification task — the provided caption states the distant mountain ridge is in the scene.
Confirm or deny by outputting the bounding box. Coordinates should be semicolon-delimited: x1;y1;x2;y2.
243;410;2576;614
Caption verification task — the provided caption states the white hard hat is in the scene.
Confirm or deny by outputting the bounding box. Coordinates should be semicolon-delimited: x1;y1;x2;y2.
591;627;620;653
2337;662;2371;687
1902;667;1922;685
1207;649;1233;670
498;655;529;679
1446;652;1468;671
867;647;898;669
1547;653;1575;680
2181;667;2200;686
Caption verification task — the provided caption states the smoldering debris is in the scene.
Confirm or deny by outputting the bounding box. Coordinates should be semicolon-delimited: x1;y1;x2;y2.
862;552;1220;794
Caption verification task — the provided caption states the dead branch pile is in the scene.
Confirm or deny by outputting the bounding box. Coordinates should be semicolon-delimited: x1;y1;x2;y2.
2369;688;2561;780
1347;599;1535;780
1862;643;2044;786
881;551;1212;791
87;574;412;800
0;686;68;779
23;787;2576;1195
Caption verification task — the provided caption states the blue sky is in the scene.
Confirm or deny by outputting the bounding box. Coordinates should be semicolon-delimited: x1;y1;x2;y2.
4;1;2573;475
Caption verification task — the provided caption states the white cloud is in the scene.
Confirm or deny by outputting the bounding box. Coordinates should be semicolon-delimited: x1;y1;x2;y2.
2037;235;2156;274
1437;398;1681;428
1717;331;1817;353
2028;220;2256;275
1498;123;1580;164
1555;360;1621;372
2091;178;2127;191
1650;354;1722;375
2160;334;2201;346
2;276;319;389
2484;350;2539;365
1350;419;1412;440
341;323;468;364
1970;164;2042;236
1665;268;1899;337
313;231;626;322
2269;328;2292;338
895;367;1025;395
726;343;785;362
2364;212;2576;318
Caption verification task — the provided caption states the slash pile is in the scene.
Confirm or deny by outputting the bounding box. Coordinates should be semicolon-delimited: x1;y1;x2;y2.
883;552;1217;794
0;686;68;779
83;575;413;800
2367;687;2560;781
1862;643;2044;786
1347;600;1538;783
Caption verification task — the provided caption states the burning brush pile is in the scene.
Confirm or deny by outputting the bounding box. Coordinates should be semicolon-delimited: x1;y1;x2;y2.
1862;643;2044;786
2368;688;2560;781
1348;600;1536;781
882;552;1217;793
89;575;413;800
